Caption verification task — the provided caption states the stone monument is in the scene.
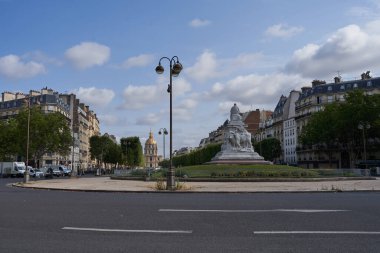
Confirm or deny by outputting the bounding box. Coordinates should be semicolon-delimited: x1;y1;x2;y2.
208;103;270;164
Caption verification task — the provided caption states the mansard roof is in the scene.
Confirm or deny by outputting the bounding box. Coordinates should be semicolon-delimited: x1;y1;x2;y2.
273;95;287;118
298;76;380;101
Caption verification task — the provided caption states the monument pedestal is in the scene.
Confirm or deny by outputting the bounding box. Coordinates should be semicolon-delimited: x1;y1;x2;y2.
207;103;270;165
207;150;271;165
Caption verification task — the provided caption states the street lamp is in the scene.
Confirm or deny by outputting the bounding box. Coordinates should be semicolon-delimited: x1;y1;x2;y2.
24;97;31;183
158;128;168;159
155;56;183;190
358;122;371;169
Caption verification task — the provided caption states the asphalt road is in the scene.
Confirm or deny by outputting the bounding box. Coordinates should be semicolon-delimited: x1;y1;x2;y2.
1;177;380;253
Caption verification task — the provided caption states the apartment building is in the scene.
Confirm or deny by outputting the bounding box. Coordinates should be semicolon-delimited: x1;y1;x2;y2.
295;74;380;168
0;88;100;170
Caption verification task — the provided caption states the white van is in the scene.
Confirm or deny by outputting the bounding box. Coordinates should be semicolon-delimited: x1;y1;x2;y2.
0;162;26;178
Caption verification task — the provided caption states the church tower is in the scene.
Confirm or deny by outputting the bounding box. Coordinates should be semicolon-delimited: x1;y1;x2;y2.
144;130;158;168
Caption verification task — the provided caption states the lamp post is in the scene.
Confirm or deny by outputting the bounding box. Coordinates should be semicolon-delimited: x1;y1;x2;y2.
155;56;183;190
158;128;168;159
23;97;31;183
358;122;370;169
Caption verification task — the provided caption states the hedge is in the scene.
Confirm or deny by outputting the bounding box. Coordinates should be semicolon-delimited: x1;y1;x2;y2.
159;143;221;168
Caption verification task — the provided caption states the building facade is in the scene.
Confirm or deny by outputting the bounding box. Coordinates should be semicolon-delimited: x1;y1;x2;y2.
295;74;380;168
282;91;300;164
0;87;100;170
144;131;159;168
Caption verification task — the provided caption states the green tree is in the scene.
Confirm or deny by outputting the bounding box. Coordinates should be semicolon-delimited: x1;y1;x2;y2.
0;107;72;166
300;90;380;167
89;135;114;167
254;138;281;162
104;143;123;167
120;137;144;168
0;119;19;161
300;104;340;167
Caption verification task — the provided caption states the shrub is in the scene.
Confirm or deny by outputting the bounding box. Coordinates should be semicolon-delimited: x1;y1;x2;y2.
291;171;301;178
155;178;166;190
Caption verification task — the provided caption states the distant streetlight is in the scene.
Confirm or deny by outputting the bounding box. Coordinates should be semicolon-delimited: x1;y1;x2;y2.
24;98;31;183
158;128;168;159
358;122;371;169
155;56;183;190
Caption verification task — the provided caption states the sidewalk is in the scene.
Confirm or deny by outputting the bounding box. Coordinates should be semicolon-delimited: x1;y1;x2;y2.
14;177;380;193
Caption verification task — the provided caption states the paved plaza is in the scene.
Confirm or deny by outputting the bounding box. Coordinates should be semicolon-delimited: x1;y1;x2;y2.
14;177;380;193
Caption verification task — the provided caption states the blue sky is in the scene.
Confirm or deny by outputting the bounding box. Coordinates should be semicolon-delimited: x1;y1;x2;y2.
1;0;380;155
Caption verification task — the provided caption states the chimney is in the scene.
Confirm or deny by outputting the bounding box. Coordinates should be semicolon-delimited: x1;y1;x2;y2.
334;76;341;83
301;87;312;93
311;80;326;87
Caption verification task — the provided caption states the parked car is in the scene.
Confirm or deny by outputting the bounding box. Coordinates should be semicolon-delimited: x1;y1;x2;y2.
45;167;62;178
27;166;44;178
34;169;44;178
58;166;71;176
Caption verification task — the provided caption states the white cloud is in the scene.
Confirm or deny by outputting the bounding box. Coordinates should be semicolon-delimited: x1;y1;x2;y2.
173;78;192;96
136;113;161;125
186;50;263;83
0;54;45;79
179;98;198;109
65;42;110;70
347;6;374;17
122;84;165;109
173;98;199;121
229;53;263;69
122;54;154;69
186;50;219;82
285;22;380;79
265;23;304;38
208;73;307;107
98;114;119;126
189;18;211;27
72;87;115;108
346;1;380;18
121;77;192;109
23;51;63;66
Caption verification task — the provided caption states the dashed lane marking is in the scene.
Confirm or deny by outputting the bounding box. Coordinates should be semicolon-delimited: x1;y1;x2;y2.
62;227;192;234
159;209;350;213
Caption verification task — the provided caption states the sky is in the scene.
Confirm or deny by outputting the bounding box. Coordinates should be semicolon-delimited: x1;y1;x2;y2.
1;0;380;155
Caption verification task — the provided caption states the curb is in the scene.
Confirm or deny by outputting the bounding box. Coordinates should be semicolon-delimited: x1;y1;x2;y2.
110;176;377;182
12;183;380;194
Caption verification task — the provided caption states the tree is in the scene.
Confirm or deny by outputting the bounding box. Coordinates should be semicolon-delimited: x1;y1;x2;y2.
89;135;114;167
300;90;380;167
300;104;340;167
254;138;281;162
104;143;123;167
0;107;72;166
120;137;144;168
0;119;18;161
15;107;72;166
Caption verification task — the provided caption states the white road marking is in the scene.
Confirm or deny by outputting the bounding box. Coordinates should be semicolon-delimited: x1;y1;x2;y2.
62;227;192;234
254;231;380;235
159;209;349;213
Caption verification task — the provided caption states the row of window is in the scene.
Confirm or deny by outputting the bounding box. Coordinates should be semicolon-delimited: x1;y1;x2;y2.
285;137;296;146
285;156;297;163
284;119;295;128
284;128;295;137
285;147;296;155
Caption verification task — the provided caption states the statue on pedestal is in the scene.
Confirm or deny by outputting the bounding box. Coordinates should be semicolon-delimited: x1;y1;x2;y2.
208;103;269;165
